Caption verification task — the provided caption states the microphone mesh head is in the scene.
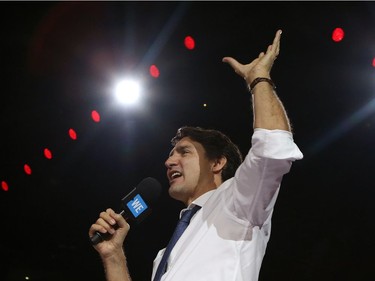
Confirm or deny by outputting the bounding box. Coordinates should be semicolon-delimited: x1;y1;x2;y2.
136;177;162;207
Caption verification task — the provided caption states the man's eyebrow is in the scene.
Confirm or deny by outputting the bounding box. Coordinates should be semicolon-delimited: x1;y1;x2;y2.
168;144;193;157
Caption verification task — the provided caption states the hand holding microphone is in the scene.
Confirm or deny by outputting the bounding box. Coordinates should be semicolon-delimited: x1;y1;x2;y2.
89;208;130;257
89;177;162;250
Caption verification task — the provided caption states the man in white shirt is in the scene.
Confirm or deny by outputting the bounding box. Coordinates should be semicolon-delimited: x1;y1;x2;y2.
89;29;303;281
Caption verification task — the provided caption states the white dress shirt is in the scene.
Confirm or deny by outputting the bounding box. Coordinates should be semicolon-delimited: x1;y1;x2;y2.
152;128;303;281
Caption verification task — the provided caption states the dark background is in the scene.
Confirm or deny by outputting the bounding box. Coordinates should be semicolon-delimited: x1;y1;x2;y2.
1;1;374;280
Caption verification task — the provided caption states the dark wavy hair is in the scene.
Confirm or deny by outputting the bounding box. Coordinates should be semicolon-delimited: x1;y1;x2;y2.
171;126;243;182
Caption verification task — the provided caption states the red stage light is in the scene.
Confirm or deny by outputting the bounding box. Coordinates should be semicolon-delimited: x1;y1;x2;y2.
24;164;32;175
184;36;195;50
332;27;345;42
91;110;100;122
44;148;52;159
372;58;375;67
150;65;160;78
1;181;9;191
69;128;77;140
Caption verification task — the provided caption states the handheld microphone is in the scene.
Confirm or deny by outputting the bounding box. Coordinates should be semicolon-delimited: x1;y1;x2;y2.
90;177;162;245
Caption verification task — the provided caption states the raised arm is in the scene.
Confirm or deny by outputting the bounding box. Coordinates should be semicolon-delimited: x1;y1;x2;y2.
222;30;290;132
222;30;303;225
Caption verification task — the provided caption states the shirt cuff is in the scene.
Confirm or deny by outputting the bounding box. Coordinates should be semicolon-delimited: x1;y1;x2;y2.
252;128;304;160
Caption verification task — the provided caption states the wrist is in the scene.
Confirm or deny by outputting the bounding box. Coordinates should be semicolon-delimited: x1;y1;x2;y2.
245;71;270;84
101;247;126;263
248;77;276;94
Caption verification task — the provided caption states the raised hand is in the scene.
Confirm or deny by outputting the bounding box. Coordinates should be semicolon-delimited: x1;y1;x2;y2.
222;29;282;85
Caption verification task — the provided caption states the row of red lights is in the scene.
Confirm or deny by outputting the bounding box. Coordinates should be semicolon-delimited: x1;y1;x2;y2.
1;36;196;192
1;110;100;192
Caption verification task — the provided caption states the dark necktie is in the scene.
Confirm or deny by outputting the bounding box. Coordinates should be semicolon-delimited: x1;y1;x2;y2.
153;205;201;281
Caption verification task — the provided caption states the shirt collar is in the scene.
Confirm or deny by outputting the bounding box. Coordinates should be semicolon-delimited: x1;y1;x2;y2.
191;190;215;208
179;190;216;218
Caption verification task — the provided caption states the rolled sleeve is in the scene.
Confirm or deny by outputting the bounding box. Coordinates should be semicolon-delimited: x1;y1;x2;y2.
252;128;304;161
229;128;303;225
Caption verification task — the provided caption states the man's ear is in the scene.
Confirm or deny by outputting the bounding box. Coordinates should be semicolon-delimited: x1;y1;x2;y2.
212;157;227;174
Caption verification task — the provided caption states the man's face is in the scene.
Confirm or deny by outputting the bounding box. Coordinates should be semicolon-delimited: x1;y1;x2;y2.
165;137;215;205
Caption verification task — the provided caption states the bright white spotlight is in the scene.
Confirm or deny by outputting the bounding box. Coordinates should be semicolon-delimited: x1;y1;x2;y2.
114;79;141;105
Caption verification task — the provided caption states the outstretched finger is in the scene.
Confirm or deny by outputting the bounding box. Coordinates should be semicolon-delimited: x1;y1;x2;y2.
263;31;281;61
222;56;240;68
271;29;282;56
222;56;244;76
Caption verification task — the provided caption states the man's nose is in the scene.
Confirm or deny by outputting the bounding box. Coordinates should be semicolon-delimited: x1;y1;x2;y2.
165;155;177;168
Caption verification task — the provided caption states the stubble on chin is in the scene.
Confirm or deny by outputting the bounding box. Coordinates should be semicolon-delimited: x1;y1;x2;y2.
168;184;186;201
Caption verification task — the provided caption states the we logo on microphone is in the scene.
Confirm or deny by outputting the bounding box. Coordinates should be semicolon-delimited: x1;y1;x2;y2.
127;194;148;218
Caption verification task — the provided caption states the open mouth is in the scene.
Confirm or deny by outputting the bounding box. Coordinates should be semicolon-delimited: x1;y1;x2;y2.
170;171;182;181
